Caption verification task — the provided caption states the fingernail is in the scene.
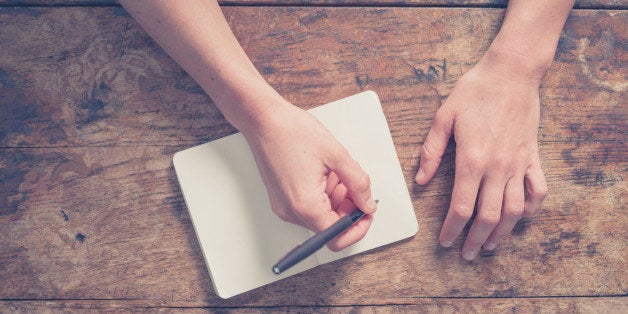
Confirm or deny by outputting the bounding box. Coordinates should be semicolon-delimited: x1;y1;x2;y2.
415;169;425;182
441;240;452;247
463;250;477;260
484;243;497;250
366;198;377;211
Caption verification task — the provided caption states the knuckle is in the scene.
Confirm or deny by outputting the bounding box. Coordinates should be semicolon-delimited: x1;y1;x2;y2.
504;203;525;218
451;205;474;220
461;150;487;174
290;197;313;217
421;141;442;162
490;154;510;172
292;193;332;224
328;145;350;166
478;211;501;226
354;173;371;193
534;185;549;199
274;209;292;222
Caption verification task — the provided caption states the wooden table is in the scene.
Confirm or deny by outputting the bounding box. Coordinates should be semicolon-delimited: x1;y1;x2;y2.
1;0;626;312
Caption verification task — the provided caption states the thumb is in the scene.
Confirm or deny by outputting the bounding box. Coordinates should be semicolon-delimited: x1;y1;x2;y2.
327;146;377;215
416;108;454;185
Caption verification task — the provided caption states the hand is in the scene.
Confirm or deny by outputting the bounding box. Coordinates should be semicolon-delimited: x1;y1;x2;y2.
241;100;377;252
415;56;548;260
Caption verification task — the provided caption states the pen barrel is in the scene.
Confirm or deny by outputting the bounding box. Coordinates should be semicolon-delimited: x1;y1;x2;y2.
319;214;359;242
272;210;365;274
273;234;327;274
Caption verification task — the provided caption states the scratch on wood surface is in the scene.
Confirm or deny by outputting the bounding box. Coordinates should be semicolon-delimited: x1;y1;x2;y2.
50;153;93;182
299;9;328;26
578;37;627;92
118;21;130;61
0;69;39;144
355;74;370;91
409;59;447;83
0;6;626;306
60;210;69;221
75;233;86;243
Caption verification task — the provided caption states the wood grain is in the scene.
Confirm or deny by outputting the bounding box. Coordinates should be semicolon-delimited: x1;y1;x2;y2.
0;4;625;309
2;297;627;312
0;1;625;9
0;139;627;306
1;140;625;305
0;8;625;148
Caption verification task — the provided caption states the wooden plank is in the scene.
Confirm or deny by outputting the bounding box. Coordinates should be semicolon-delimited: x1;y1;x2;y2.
1;297;627;312
228;0;624;9
235;0;625;9
0;5;625;307
0;1;625;9
0;8;625;149
0;140;625;305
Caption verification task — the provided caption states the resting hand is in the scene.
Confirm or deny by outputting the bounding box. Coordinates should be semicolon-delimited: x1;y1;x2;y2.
242;100;377;251
416;56;548;260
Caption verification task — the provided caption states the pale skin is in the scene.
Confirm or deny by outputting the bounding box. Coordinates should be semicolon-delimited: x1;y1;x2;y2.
416;0;574;260
120;0;377;252
120;0;574;258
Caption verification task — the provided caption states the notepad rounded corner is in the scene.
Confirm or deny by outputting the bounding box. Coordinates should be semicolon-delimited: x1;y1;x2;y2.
361;90;380;102
215;290;234;299
210;273;238;299
172;150;183;166
213;287;234;300
410;220;419;237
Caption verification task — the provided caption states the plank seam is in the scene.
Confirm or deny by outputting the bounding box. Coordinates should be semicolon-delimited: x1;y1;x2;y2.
2;294;627;304
0;3;625;10
0;138;625;150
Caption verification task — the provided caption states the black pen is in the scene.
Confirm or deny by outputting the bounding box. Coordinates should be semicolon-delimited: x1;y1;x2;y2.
272;209;367;275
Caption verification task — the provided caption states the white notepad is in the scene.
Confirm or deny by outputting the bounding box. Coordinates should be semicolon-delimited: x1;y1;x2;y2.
173;91;418;298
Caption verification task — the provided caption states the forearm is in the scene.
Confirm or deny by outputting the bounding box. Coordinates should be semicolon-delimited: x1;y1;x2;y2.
119;0;285;132
481;0;575;82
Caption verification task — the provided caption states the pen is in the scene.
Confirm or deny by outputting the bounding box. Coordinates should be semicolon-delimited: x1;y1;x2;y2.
272;209;367;275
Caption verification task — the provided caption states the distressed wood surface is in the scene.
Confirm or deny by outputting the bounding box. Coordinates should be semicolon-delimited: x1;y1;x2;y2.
1;297;627;312
0;1;626;9
0;4;626;311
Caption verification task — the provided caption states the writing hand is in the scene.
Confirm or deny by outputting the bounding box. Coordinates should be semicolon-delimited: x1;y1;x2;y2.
242;101;377;252
415;58;548;260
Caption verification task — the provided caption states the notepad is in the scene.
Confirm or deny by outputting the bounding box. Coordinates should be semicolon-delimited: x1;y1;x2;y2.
173;91;418;299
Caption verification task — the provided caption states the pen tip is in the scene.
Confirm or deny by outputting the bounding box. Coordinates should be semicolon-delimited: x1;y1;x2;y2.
272;266;281;275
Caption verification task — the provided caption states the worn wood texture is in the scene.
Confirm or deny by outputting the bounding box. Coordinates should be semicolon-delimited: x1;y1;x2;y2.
0;8;625;147
2;297;627;312
0;5;626;309
0;1;625;9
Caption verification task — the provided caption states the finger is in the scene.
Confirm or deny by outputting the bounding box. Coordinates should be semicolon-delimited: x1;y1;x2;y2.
416;108;454;185
326;199;374;251
484;176;525;250
523;160;548;218
292;191;342;233
330;182;348;210
328;148;377;214
439;167;481;248
293;195;373;252
325;171;340;196
462;177;504;260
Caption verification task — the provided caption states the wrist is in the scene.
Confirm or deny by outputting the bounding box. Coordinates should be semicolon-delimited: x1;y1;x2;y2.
199;69;292;134
222;85;293;137
479;44;554;86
